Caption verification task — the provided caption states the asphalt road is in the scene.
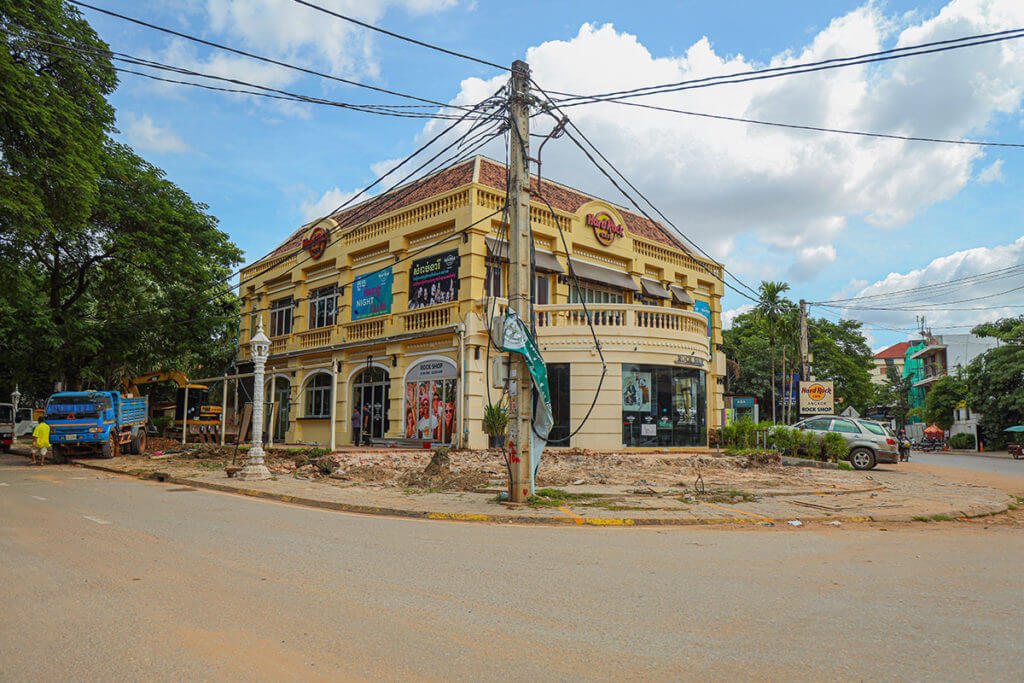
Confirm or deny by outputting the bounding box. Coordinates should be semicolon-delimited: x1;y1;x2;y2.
910;448;1024;477
2;453;1023;681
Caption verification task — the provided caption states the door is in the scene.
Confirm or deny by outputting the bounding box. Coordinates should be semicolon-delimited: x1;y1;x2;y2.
353;367;390;441
272;379;290;442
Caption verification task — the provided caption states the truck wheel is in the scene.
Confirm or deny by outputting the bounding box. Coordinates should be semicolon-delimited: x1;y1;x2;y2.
101;433;118;459
850;448;875;471
51;446;67;464
130;430;147;456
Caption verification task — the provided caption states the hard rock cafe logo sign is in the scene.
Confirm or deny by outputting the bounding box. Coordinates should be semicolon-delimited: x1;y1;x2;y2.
586;212;624;246
302;227;331;259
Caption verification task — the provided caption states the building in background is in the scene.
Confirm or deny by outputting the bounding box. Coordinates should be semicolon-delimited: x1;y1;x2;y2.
871;341;912;385
237;156;725;450
909;333;1002;397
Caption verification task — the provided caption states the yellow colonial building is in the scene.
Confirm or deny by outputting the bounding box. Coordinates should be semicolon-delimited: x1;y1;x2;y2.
238;156;725;451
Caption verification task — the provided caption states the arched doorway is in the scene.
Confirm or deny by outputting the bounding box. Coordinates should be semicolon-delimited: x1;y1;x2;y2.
268;376;291;442
352;366;389;443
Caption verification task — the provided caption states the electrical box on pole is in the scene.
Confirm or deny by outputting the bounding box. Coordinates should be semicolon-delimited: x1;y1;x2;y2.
507;60;533;503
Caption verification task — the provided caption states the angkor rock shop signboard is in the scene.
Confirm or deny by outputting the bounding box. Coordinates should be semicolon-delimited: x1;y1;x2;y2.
408;249;460;310
799;381;835;415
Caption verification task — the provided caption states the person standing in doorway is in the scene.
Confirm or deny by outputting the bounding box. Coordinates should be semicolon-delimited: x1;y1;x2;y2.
362;403;372;446
352;403;361;446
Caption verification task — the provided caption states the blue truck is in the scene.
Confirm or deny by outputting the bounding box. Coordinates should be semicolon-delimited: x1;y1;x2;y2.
43;391;149;462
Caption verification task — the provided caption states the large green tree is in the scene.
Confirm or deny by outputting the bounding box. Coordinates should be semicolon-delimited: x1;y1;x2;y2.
924;375;967;430
754;281;793;423
0;1;242;403
724;301;874;421
966;317;1024;449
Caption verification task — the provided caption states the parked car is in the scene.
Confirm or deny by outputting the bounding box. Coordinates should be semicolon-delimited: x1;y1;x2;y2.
792;415;900;470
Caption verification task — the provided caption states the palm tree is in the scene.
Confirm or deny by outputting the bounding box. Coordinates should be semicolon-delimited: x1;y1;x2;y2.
755;281;793;424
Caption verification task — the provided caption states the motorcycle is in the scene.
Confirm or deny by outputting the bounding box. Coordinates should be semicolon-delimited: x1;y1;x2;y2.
899;438;911;461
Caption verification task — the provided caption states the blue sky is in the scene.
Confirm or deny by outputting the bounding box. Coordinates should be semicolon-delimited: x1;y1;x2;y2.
79;0;1024;349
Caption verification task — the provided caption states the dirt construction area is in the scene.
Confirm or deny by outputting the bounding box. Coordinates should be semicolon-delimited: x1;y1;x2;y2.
44;438;1017;526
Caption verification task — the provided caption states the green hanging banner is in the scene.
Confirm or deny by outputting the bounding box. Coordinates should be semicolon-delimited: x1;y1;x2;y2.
501;311;553;480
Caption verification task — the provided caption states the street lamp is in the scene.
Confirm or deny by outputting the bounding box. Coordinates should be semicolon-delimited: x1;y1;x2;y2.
11;385;21;414
237;318;271;480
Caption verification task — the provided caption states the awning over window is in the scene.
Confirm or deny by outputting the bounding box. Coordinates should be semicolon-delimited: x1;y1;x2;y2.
640;278;670;299
485;237;564;273
566;259;640;292
669;284;694;305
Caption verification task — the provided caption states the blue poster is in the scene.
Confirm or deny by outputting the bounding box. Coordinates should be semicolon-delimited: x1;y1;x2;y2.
352;267;393;320
694;300;712;351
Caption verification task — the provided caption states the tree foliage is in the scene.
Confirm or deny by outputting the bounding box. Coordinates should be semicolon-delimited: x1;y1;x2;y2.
723;292;874;421
923;375;967;430
966;322;1024;448
0;1;242;404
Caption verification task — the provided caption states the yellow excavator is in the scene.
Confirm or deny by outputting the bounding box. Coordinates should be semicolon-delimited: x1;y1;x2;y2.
122;371;223;428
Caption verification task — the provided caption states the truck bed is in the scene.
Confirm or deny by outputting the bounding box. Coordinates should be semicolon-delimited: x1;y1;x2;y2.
118;397;148;427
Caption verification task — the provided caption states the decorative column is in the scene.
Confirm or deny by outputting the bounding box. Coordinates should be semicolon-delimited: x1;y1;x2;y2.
237;319;272;480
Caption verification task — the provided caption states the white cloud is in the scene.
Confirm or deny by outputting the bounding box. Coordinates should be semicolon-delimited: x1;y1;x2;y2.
300;187;358;221
120;113;191;153
722;304;754;329
428;0;1024;274
826;235;1024;330
787;245;838;281
145;0;460;115
977;158;1005;183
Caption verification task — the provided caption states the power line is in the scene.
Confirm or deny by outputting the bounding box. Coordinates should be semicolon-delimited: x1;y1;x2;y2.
550;27;1024;105
86;91;507;329
12;27;488;121
813;281;1024;311
812;264;1024;305
530;78;761;303
289;0;507;72
553;97;1024;148
67;0;472;110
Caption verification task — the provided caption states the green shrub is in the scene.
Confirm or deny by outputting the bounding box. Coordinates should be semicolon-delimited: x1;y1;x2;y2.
769;426;795;456
734;419;755;448
721;424;738;447
152;416;174;436
822;432;848;463
483;402;508;437
795;431;822;459
948;433;976;450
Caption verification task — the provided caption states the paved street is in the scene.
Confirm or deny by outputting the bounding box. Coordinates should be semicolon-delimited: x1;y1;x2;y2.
910;449;1024;478
2;453;1023;681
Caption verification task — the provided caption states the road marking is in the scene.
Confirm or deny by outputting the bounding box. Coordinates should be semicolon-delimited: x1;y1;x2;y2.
31;495;47;501
558;506;585;525
0;482;9;486
700;502;774;521
83;515;111;525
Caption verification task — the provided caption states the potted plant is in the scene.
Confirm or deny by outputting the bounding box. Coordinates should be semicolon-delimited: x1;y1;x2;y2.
483;402;508;449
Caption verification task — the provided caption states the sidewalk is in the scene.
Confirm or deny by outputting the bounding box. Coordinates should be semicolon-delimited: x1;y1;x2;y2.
66;454;1015;527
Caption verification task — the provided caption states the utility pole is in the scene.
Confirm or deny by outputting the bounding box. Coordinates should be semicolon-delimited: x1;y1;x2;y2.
507;60;533;503
799;299;810;382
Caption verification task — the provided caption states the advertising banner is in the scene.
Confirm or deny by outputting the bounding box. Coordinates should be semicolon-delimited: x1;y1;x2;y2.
799;381;835;415
693;300;712;352
622;370;652;412
408;249;460;310
501;311;552;481
352;267;393;321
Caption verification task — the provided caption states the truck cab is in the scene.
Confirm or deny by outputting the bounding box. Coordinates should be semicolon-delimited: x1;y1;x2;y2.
45;391;148;461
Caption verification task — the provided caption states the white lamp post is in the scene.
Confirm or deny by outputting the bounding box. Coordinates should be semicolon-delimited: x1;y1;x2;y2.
11;385;21;414
237;319;272;480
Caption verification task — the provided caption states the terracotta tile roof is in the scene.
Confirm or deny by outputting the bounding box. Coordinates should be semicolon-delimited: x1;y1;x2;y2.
874;341;912;360
477;157;691;252
268;160;476;257
265;156;696;260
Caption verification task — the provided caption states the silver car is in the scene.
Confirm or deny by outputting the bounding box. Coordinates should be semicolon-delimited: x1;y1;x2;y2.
792;415;900;470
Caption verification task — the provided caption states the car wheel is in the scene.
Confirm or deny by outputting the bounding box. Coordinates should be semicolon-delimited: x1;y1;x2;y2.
850;448;875;470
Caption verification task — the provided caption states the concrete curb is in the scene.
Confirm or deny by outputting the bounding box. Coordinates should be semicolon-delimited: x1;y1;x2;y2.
71;460;1013;528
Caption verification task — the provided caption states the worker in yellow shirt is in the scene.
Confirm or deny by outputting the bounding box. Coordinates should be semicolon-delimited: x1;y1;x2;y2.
31;418;50;466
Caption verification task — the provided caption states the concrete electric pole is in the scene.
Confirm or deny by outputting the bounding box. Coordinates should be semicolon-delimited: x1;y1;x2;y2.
799;299;810;382
507;60;533;503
